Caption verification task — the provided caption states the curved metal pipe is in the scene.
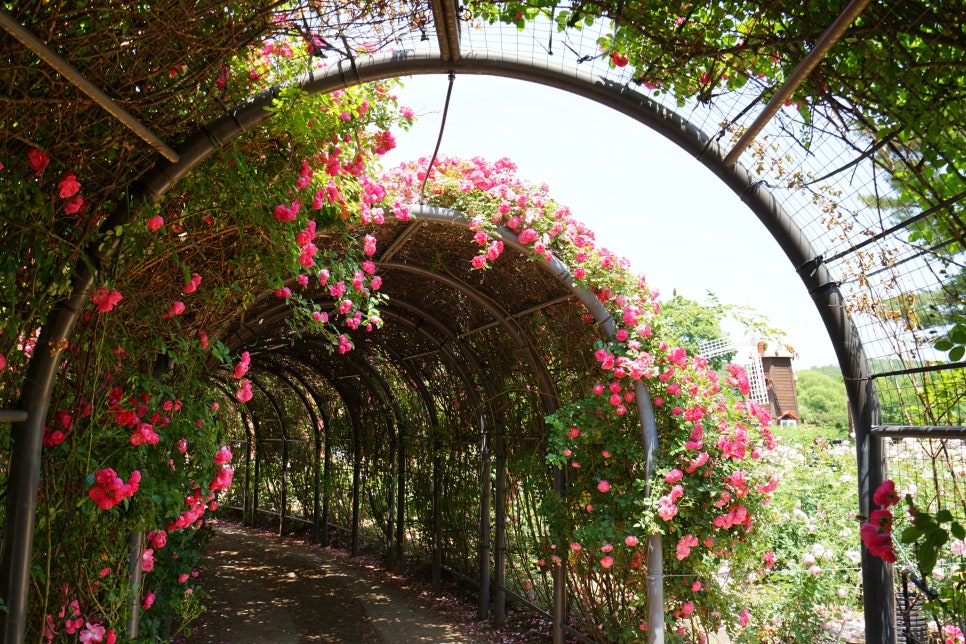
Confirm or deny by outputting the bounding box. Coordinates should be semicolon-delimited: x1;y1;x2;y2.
4;45;884;642
409;204;665;639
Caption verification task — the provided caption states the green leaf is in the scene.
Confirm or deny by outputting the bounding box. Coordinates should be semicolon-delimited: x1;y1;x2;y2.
951;522;965;540
920;546;939;576
950;345;965;362
950;326;966;345
936;509;954;524
900;524;924;544
935;339;954;351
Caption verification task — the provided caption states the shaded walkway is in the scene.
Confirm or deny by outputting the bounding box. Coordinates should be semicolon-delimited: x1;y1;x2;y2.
184;523;486;643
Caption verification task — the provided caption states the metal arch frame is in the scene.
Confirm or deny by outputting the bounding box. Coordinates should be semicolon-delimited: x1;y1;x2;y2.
258;356;334;543
0;46;887;643
408;205;666;640
340;349;408;566
245;371;299;535
374;303;502;616
278;337;404;554
274;349;369;554
208;376;258;524
252;362;327;535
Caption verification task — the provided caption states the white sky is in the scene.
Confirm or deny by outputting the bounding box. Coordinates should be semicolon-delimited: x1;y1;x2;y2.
381;74;840;369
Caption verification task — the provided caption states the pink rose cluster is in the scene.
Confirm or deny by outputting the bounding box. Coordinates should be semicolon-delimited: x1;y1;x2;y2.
860;479;899;563
91;286;123;313
88;468;141;510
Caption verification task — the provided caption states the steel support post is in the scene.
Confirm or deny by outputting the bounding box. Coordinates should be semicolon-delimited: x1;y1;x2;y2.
280;436;288;537
551;466;567;644
322;423;332;546
395;425;406;569
478;410;492;620
351;410;362;557
126;532;144;639
494;426;507;625
432;437;443;594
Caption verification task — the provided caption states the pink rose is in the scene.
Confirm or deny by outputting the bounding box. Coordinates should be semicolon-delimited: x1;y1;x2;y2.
58;173;81;198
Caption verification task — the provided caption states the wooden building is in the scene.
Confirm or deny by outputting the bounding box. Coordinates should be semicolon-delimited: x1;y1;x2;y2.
761;350;800;424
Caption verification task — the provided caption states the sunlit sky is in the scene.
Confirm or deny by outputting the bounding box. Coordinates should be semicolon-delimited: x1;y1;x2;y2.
381;74;840;369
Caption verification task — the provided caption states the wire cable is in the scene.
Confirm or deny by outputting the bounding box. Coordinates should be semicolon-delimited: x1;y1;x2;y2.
419;72;456;205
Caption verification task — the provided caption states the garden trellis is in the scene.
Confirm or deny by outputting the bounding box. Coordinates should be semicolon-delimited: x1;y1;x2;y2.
1;1;964;643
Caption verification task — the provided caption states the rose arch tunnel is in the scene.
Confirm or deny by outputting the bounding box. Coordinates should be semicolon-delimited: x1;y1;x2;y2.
1;2;964;643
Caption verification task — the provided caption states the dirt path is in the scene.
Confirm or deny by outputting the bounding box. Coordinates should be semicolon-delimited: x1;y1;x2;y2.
182;522;493;643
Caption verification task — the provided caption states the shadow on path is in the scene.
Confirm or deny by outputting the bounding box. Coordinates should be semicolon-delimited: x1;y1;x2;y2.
183;522;479;643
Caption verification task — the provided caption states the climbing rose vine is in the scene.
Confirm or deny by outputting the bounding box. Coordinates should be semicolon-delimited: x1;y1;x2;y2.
0;30;411;638
381;156;780;642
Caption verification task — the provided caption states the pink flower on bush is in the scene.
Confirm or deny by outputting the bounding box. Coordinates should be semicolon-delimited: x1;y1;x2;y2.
234;351;250;378
658;496;678;521
209;467;234;491
675;534;699;560
724;364;751;396
943;625;965;644
91;286;123;313
129;422;160;446
146;215;164;231
160;301;185;319
88;468;140;509
236;379;253;403
27;148;49;174
624;535;639;547
214;446;233;465
58;173;81;198
610;51;629;67
763;551;776;569
64;194;85;214
141;548;155;572
148;529;167;549
363;234;377;256
517;228;539;245
873;479;900;507
183;273;202;293
597;480;611;493
665;469;683;483
600;555;614;569
79;623;106;643
142;591;155;609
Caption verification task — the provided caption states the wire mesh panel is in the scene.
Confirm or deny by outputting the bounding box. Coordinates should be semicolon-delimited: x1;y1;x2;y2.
887;437;966;636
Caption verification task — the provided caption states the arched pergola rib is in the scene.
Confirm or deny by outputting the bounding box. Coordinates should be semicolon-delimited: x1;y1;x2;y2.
208;376;257;524
409;205;666;639
245;371;299;535
252;362;327;538
373;304;502;613
266;349;369;554
381;261;561;411
257;357;334;543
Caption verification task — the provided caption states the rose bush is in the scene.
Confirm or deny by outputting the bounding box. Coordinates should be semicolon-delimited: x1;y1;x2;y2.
0;32;412;639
